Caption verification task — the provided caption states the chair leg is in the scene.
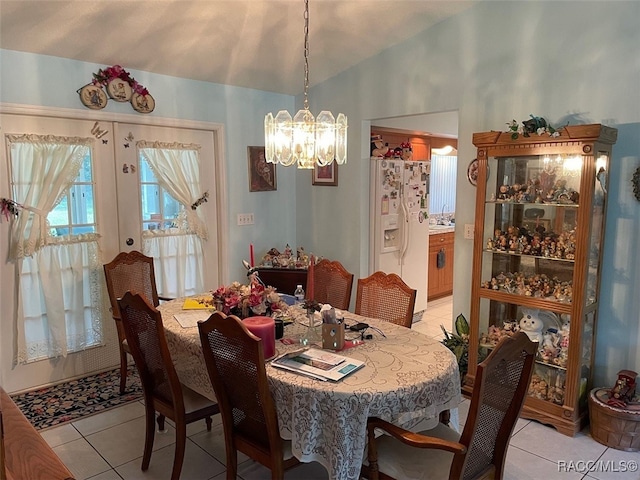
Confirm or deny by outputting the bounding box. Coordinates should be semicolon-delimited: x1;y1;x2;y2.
118;347;128;395
142;407;156;471
157;413;166;432
205;415;212;431
439;409;451;426
171;422;187;480
225;451;238;480
366;424;380;480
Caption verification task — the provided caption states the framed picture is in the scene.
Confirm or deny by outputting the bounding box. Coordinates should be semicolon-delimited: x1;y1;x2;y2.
312;162;338;186
247;146;276;192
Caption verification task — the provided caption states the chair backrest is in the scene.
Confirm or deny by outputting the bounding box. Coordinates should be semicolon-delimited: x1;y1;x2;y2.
453;331;536;479
198;312;284;465
354;271;417;328
117;292;183;414
104;250;160;320
307;259;354;310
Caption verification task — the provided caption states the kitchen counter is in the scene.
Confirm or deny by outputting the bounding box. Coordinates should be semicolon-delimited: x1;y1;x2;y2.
428;225;455;235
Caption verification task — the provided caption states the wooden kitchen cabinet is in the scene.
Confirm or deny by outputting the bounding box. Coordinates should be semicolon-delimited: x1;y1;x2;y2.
465;124;617;436
428;231;454;300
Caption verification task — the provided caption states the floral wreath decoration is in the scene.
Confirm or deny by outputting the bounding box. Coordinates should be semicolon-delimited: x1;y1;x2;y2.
78;64;155;113
506;115;565;140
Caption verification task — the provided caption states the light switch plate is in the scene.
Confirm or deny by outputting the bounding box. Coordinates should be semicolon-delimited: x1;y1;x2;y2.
237;213;254;226
464;224;474;239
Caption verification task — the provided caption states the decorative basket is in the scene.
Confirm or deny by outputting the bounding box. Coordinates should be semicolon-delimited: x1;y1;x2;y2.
588;388;640;452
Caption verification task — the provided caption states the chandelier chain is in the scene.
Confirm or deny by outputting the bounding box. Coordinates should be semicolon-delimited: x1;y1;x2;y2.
303;0;310;110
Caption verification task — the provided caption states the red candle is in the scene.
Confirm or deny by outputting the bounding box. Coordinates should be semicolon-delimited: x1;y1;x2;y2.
308;254;315;300
250;243;255;268
243;316;276;359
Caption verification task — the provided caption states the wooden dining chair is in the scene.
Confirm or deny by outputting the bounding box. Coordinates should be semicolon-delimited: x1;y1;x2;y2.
117;292;219;480
354;271;417;328
104;250;172;394
198;312;300;480
307;259;354;310
363;331;536;480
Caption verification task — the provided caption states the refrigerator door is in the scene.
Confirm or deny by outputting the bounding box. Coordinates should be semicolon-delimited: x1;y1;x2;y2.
399;161;430;313
370;159;404;276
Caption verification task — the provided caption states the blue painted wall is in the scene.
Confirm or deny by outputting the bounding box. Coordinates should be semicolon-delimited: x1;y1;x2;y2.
300;0;640;386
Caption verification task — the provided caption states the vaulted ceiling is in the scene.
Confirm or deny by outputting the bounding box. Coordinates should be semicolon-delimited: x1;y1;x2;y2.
0;0;476;95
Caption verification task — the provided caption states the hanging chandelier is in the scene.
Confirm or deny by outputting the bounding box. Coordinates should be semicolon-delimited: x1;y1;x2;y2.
264;0;347;169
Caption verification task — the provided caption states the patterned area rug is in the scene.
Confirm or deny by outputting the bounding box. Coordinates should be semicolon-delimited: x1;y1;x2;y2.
10;366;143;431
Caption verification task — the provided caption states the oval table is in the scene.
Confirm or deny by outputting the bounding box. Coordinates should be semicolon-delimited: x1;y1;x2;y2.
159;300;461;480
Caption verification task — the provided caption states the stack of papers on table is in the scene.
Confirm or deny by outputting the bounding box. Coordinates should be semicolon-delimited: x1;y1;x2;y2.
271;348;364;382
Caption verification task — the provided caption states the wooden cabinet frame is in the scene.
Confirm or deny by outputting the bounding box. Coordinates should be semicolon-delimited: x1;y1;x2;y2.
464;125;617;436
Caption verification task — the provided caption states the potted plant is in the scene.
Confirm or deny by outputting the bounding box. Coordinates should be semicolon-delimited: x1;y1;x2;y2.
441;313;470;381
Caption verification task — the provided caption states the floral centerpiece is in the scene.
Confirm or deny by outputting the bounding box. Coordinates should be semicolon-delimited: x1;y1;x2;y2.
211;276;288;318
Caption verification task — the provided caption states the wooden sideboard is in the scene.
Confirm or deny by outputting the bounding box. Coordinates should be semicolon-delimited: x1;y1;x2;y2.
1;387;74;480
255;267;308;295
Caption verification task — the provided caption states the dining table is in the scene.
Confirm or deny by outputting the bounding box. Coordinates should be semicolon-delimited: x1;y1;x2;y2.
159;299;462;480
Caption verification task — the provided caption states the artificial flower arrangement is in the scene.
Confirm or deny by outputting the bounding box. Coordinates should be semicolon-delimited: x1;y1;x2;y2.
79;64;155;113
211;275;288;318
92;64;149;96
506;115;562;140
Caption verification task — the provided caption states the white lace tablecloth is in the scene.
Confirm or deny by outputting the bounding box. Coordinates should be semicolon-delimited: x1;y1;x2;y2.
159;301;461;480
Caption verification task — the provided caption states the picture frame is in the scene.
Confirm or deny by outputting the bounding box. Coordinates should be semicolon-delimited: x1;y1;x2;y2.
312;162;338;186
247;146;277;192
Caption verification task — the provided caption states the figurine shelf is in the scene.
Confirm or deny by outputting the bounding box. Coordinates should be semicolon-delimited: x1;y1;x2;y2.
465;124;617;436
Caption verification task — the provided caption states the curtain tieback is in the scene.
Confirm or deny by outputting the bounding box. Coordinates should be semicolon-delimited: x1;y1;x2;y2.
191;191;209;210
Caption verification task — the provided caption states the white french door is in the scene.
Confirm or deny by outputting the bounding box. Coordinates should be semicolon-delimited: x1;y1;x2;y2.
112;123;221;298
0;111;225;392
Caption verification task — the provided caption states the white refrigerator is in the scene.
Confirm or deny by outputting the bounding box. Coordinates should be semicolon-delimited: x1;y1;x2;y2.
369;158;430;314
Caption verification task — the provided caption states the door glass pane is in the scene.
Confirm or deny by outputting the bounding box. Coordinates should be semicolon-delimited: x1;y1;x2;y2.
47;153;96;237
141;183;160;222
139;157;184;231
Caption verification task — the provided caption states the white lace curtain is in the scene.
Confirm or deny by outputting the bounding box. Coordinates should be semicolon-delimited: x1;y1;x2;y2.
7;134;104;363
138;141;207;297
8;134;91;260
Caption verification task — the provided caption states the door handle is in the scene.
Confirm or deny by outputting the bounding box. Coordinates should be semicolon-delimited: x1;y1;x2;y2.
126;238;134;246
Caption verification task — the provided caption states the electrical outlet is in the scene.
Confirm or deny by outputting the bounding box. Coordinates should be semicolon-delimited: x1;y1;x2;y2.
464;224;474;239
237;213;254;226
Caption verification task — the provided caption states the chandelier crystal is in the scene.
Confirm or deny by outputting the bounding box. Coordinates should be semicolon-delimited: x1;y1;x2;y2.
264;0;347;169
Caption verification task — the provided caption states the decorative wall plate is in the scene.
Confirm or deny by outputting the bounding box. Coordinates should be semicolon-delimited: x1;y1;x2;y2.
467;158;479;186
131;93;155;114
79;84;107;110
106;78;133;102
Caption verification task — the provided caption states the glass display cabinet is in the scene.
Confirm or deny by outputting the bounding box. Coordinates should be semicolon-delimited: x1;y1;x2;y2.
465;124;617;436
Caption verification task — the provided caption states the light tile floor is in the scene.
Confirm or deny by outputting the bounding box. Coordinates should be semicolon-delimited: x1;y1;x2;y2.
42;296;638;479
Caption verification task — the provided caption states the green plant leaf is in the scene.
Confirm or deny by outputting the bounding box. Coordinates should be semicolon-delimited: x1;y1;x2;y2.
455;313;469;336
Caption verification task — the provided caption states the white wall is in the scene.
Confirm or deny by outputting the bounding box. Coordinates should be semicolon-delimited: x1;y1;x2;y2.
300;0;640;386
